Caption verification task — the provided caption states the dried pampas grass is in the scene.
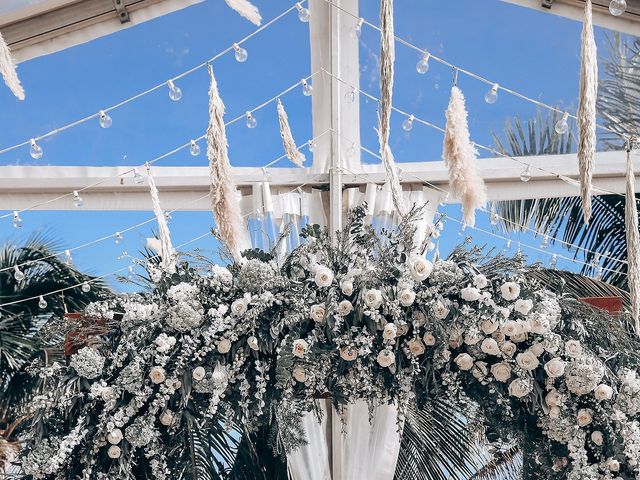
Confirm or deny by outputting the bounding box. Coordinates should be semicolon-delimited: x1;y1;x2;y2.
625;145;640;333
146;166;175;272
0;31;24;100
442;86;487;227
277;99;305;167
224;0;262;26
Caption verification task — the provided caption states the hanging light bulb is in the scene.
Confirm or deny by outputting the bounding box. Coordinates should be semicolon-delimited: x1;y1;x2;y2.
489;204;499;225
245;111;257;129
346;142;357;158
167;80;182;101
81;281;91;293
165;211;172;222
350;18;364;39
63;249;73;265
550;253;558;270
189;140;201;156
301;79;313;96
308;139;316;152
555;112;569;135
29;139;43;159
609;0;627;16
484;83;499;104
73;191;84;207
262;167;272;182
127;265;135;279
504;239;512;252
133;168;145;184
520;165;532;183
13;265;25;281
115;232;123;244
416;52;430;74
458;221;468;236
12;211;23;228
439;192;450;206
295;2;310;22
233;43;248;63
38;295;47;309
540;234;549;249
344;87;356;104
98;110;112;129
402;115;415;132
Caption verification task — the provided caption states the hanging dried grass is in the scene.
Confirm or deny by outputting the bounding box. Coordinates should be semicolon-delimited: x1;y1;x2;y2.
0;31;24;100
625;144;640;333
277;99;305;167
379;0;406;215
224;0;262;26
207;64;245;262
442;86;487;227
577;0;598;224
146;166;175;272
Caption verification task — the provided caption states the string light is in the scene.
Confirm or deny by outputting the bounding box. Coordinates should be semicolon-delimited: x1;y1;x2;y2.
115;232;123;244
344;87;356;104
554;112;569;135
233;43;248;63
81;282;91;293
439;191;450;206
73;191;84;207
13;265;25;281
519;165;532;183
127;265;135;280
295;2;310;22
489;204;499;225
133;168;145;184
351;18;364;38
550;253;558;270
167;80;182;102
29;139;43;159
609;0;627;16
402;114;415;132
416;52;430;74
301;79;313;96
245;111;257;129
262;167;273;182
38;295;47;309
12;211;23;228
98;110;113;129
308;139;316;152
540;234;549;249
189;140;201;156
484;83;499;104
63;249;73;265
346;142;357;158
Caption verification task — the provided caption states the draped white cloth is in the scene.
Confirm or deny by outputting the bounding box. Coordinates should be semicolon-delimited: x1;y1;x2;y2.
286;400;403;480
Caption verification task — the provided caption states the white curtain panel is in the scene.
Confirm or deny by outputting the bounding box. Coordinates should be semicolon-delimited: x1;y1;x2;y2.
287;400;403;480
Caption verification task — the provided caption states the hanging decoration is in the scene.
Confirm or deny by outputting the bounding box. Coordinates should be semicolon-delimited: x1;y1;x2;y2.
224;0;262;26
625;141;640;333
277;99;306;167
442;84;487;227
577;0;598;224
0;30;24;100
207;64;245;261
378;0;406;216
146;165;176;273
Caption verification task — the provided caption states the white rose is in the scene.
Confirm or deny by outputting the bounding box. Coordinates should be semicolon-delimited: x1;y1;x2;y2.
508;378;532;398
501;320;521;337
594;384;613;401
377;349;395;367
481;338;501;356
480;319;499;335
107;428;122;445
340;280;354;296
549;406;561;419
192;366;206;381
500;282;521;301
544;358;566;378
501;341;517;357
490;362;512;382
472;361;488;380
454;353;474;371
495;306;511;319
577;408;593;427
247;335;259;351
516;351;539;371
231;299;247;316
310;304;327;321
315;267;334;287
149;366;166;384
492;331;506;343
292;339;309;358
340;346;358;361
461;287;482;302
408;256;433;282
565;340;583;358
606;458;620;472
432;301;450;320
408;339;426;356
529;342;545;357
529;316;550;334
399;289;416;307
383;323;398;340
591;430;604;446
473;274;488;289
108;445;121;459
423;332;436;346
511;332;527;343
217;339;232;354
160;410;174;426
514;299;534;315
292;366;306;382
464;331;483;346
337;300;353;316
546;389;563;407
363;289;383;309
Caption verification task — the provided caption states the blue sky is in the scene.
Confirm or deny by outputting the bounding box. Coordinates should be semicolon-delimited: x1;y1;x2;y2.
0;0;629;290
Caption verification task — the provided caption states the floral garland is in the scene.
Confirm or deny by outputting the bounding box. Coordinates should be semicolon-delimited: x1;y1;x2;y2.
17;206;640;479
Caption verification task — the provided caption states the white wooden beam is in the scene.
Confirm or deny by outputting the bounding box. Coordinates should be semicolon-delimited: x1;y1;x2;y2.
0;151;636;211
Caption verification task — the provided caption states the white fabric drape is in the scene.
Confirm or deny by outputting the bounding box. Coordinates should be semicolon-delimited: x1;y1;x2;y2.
286;400;403;480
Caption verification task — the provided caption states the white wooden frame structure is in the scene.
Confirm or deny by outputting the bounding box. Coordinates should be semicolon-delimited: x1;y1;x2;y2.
0;0;638;235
